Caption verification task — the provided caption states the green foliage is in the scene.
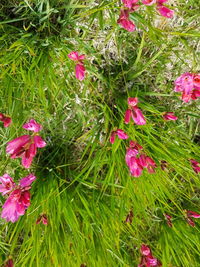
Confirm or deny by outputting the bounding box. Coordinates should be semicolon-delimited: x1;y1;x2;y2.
0;0;200;266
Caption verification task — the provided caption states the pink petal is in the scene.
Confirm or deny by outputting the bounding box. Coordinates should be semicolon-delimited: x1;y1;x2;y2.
20;174;36;188
142;0;156;5
140;244;151;256
157;6;174;18
23;119;42;132
6;135;30;155
68;51;79;61
34;135;47;148
193;74;200;89
75;64;85;81
128;97;138;107
187;210;200;219
131;107;146;125
125;148;139;167
78;54;85;61
163;112;178;121
22;156;34;169
116;129;129;140
0;174;15;196
118;18;136;32
129;157;143;177
181;92;192;103
124;109;132;124
157;0;168;3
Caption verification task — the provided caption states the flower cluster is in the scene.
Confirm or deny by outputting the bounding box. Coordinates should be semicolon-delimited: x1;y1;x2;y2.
6;119;46;169
117;0;174;32
68;51;86;81
126;140;156;177
174;72;200;103
138;244;162;267
0;174;36;222
0;118;47;224
190;159;200;174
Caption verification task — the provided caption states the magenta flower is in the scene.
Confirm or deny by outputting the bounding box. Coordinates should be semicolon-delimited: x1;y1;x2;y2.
36;214;48;225
139;244;162;267
117;9;136;32
1;174;36;223
173;72;200;103
156;0;174;18
163;112;178;121
164;213;172;227
110;129;129;144
68;51;86;81
6;119;46;168
124;97;146;125
186;210;200;227
3;259;14;267
156;5;174;18
125;210;134;223
0;113;12;128
122;0;140;11
142;0;156;6
139;155;156;173
190;159;200;174
0;174;16;196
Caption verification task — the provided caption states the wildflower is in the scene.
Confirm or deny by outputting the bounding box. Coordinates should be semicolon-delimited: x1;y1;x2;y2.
6;119;46;168
190;159;200;174
110;129;129;144
1;174;36;223
156;0;174;18
174;72;200;103
0;113;12;128
3;258;14;267
164;213;172;227
68;51;86;81
36;214;48;225
163;112;178;121
125;210;134;223
124;97;146;125
186;210;200;227
139;155;156;173
122;0;140;11
117;9;136;32
139;244;162;266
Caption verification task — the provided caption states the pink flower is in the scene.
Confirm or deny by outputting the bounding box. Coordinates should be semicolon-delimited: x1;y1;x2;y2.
6;119;46;168
163;112;178;121
139;155;156;173
142;0;156;6
124;97;146;125
122;0;138;9
23;119;42;132
68;51;86;80
117;9;136;32
190;159;200;174
156;5;174;18
164;213;172;227
129;157;143;177
110;129;129;144
187;210;200;219
174;73;198;102
1;174;36;223
0;113;12;128
36;214;48;225
139;244;162;266
186;210;200;227
0;174;16;196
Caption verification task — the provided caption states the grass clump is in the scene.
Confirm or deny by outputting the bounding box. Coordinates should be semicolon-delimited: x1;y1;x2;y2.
0;0;200;266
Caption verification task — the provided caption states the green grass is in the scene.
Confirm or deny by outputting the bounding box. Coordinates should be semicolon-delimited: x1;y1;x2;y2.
0;0;200;266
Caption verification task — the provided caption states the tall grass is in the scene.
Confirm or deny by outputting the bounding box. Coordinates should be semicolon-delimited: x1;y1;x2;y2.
0;0;200;266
